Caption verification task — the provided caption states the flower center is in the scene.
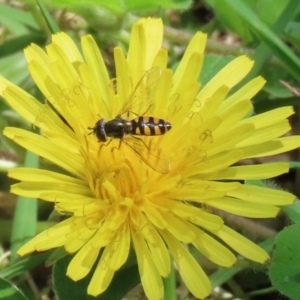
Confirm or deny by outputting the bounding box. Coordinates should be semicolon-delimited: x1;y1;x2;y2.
88;150;148;206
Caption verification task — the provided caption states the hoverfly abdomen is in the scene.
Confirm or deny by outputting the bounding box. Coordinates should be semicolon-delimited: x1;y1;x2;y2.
131;116;172;136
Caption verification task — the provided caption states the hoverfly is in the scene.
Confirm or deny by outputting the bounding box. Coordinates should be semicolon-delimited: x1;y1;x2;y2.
88;67;172;174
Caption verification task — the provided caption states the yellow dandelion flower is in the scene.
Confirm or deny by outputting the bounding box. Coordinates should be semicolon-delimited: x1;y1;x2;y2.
1;18;300;299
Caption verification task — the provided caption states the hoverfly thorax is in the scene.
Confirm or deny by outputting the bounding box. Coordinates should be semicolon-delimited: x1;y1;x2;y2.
104;118;132;139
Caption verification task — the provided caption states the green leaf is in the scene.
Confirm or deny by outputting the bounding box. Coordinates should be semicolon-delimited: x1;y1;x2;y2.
210;238;274;287
269;224;300;299
289;161;300;169
53;255;140;300
10;151;39;260
0;3;38;35
46;247;68;266
0;252;51;279
285;21;300;49
281;200;300;224
210;267;242;287
0;278;28;300
0;34;46;57
260;63;299;99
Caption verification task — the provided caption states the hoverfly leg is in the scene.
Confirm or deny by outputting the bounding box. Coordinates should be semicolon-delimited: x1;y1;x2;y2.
111;139;123;152
100;139;113;149
97;139;113;159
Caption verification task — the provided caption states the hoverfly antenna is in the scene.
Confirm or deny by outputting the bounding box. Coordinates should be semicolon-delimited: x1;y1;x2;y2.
87;127;94;135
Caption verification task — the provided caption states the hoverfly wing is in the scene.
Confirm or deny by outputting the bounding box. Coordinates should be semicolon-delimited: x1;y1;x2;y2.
122;136;170;174
118;67;162;117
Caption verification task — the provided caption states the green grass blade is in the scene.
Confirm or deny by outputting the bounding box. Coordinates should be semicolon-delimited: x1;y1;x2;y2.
0;252;51;279
247;0;300;81
36;0;60;33
224;0;300;82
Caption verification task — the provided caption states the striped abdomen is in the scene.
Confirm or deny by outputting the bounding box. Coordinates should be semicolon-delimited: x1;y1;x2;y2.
131;116;172;136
